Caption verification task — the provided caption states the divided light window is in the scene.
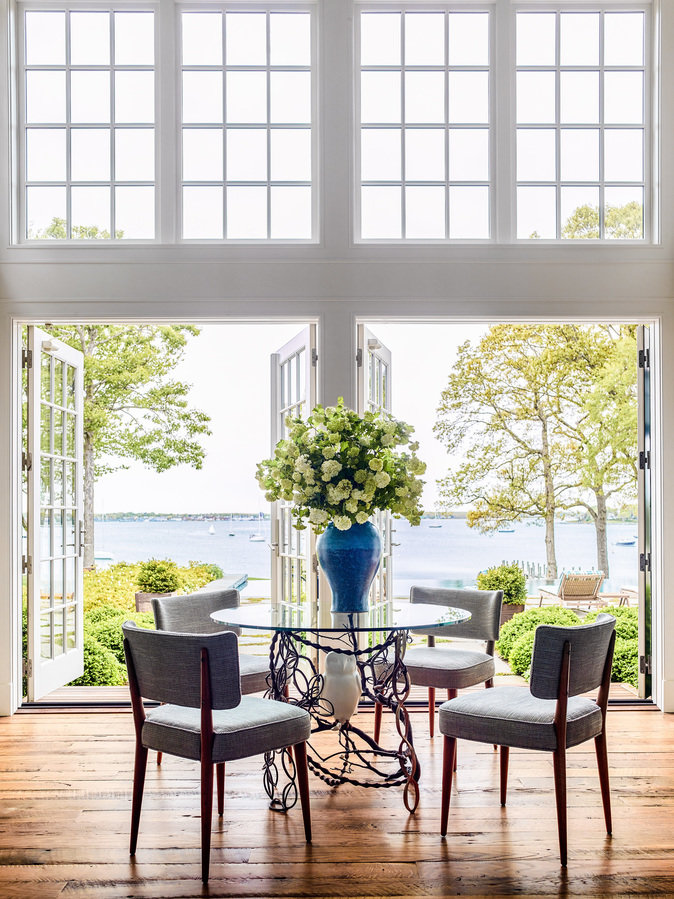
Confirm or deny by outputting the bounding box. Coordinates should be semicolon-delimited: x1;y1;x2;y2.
20;6;156;241
357;8;491;241
180;7;314;240
516;8;649;240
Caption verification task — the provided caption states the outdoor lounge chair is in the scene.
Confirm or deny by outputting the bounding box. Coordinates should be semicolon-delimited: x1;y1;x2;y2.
539;571;605;609
438;612;616;866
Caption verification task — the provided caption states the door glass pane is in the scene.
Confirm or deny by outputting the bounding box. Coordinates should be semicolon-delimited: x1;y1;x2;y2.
66;365;75;409
54;359;63;407
66;558;76;603
54;410;63;457
66;412;75;458
66;510;76;553
40;405;51;454
40;509;51;558
65;462;75;507
54;607;64;656
66;604;76;649
54;461;64;505
54;558;64;606
41;353;51;401
40;561;52;611
40;613;52;659
40;459;51;506
54;509;65;558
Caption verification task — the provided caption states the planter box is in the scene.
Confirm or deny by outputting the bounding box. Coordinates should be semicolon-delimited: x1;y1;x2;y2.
500;603;525;627
134;591;177;613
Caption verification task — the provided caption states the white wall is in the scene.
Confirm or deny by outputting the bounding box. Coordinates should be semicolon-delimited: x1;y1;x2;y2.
0;0;672;714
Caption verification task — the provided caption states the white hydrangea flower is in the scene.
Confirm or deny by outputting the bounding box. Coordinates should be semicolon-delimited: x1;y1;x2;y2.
309;508;329;524
355;511;369;524
321;459;342;480
334;515;352;530
322;445;336;459
374;471;391;488
368;458;383;471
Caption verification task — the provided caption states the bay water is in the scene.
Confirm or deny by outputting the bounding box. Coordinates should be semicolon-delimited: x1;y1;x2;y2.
94;517;638;599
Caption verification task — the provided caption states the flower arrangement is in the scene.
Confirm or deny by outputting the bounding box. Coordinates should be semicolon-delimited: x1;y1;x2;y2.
256;399;426;532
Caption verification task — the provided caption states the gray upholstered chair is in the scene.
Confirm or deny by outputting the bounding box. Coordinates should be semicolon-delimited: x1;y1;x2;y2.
438;613;616;866
373;586;503;742
152;589;270;695
122;622;311;884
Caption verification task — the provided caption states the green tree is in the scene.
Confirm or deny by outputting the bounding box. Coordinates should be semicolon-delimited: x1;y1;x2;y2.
44;324;211;567
30;217;124;240
434;325;637;579
562;202;643;240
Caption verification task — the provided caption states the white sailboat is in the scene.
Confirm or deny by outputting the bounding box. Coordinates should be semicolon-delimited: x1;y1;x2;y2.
208;524;215;535
249;512;266;542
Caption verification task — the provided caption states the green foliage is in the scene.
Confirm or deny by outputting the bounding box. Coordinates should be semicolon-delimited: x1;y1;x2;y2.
476;563;527;606
611;637;639;688
585;605;638;641
496;606;581;661
257;398;426;532
31;217;123;240
69;635;126;687
180;560;224;594
137;558;181;593
561;202;643;241
87;610;154;666
83;563;142;614
509;631;537;677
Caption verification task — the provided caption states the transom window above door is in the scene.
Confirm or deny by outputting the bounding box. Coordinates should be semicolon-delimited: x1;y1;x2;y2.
357;8;492;241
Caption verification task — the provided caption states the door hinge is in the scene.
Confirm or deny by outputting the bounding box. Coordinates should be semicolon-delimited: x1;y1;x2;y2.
21;348;33;369
22;451;32;472
638;348;650;369
311;348;318;367
640;654;652;675
22;555;32;575
639;552;651;572
639;450;651;470
356;348;363;368
22;658;33;678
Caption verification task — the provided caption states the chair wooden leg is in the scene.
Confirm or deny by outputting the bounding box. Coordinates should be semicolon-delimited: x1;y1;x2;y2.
500;746;509;806
201;756;214;883
440;735;457;836
428;687;435;738
294;741;312;843
130;742;148;855
156;751;162;766
446;690;457;769
216;763;225;816
595;732;612;835
552;747;568;867
373;701;383;744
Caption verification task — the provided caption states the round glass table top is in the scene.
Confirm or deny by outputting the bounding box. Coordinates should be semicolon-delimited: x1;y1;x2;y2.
211;601;470;633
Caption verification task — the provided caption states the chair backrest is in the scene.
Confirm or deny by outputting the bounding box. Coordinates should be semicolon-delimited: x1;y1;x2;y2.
122;622;241;710
410;586;503;642
529;612;616;700
558;572;604;600
152;588;241;636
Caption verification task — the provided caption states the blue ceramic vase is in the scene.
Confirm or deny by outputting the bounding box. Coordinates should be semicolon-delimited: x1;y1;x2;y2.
317;521;382;613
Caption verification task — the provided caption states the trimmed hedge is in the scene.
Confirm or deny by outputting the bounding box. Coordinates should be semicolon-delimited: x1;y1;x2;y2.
496;606;581;660
69;635;126;687
477;563;527;606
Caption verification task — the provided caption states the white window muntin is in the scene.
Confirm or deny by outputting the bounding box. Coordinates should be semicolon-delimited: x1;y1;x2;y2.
355;4;495;243
514;3;651;242
178;3;317;242
17;2;159;243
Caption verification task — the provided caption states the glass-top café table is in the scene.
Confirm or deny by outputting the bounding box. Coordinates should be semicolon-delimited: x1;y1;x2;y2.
212;600;470;813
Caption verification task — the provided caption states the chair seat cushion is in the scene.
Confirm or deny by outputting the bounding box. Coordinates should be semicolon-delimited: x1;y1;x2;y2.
438;685;603;751
404;647;495;690
240;653;270;694
142;695;310;763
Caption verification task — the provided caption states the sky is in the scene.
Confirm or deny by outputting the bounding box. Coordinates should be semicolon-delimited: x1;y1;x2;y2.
94;322;486;514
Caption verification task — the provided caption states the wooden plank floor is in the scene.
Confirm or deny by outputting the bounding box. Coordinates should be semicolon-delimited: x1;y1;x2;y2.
1;705;673;898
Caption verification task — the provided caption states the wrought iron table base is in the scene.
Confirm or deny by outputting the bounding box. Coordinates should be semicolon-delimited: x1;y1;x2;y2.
263;624;420;813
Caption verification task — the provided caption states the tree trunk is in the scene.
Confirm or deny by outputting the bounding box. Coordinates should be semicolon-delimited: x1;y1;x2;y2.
83;433;95;568
539;409;558;580
594;490;609;578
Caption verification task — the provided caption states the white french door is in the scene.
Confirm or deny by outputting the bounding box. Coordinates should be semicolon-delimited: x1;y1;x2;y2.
270;325;318;611
26;327;85;700
637;324;652;700
357;325;393;608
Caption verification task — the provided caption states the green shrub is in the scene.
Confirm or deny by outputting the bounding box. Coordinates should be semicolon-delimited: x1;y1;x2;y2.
84;563;142;614
611;636;639;688
180;560;224;594
585;606;638;641
509;631;537;677
68;635;126;687
496;606;581;660
477;563;527;606
87;611;154;665
137;558;181;594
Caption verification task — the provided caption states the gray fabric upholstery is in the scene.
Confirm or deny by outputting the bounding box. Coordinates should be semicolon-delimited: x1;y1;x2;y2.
410;586;502;641
438;685;603;751
405;646;495;690
152;589;241;635
530;613;616;699
123;622;241;710
142;695;311;762
152;589;270;694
